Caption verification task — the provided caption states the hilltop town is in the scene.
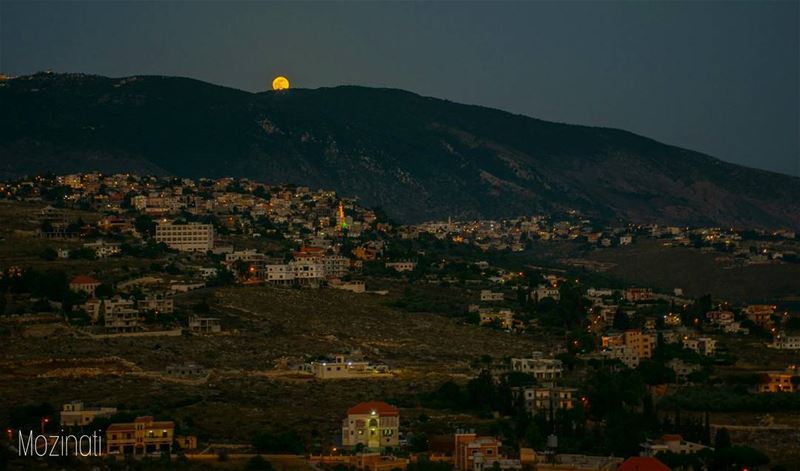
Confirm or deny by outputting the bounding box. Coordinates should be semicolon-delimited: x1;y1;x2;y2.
1;173;799;470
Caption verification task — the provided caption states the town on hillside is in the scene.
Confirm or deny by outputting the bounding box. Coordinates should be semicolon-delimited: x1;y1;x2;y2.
1;173;799;470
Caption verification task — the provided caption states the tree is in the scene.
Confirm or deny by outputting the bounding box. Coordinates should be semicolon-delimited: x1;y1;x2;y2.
247;455;273;470
134;214;156;238
94;284;114;298
612;308;631;330
714;427;731;450
40;248;58;261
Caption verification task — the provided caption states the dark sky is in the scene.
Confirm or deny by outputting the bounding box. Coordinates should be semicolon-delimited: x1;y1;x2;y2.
2;1;798;176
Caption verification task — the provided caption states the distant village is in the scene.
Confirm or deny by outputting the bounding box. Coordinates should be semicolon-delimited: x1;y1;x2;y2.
1;172;799;470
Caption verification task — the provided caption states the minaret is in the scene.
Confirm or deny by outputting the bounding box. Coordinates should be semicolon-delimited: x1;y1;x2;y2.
337;201;348;230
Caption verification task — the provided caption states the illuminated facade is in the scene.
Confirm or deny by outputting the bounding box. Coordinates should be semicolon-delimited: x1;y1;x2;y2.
341;401;399;449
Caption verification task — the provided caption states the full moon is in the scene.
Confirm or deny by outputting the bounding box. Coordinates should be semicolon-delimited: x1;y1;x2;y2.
272;76;290;91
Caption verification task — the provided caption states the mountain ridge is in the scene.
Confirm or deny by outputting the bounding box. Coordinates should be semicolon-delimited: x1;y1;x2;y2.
1;72;798;228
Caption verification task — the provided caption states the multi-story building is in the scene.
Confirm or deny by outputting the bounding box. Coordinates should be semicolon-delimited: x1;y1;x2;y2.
188;315;221;334
307;354;386;379
106;416;174;456
479;309;514;329
323;255;351;279
341;401;400;449
758;369;799;393
533;285;560;302
623;288;654;303
60;401;117;427
744;304;775;328
601;330;655;368
510;353;563;380
154;221;214;252
682;336;717;356
454;431;520;471
137;293;174;314
512;385;577;416
770;331;800;350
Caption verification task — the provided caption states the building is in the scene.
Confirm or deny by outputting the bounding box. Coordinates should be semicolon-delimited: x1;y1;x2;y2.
770;331;800;350
106;416;174;456
758;369;799;393
519;451;621;471
308;354;387;379
454;431;520;471
188;315;221;334
640;434;710;456
69;275;101;296
323;255;351;279
601;330;655;368
137;293;174;314
682;336;717;356
100;296;140;332
510;353;564;380
744;304;776;327
480;290;505;302
666;358;702;383
512;385;577;415
60;401;117;427
479;309;514;329
385;261;416;272
341;401;400;449
623;288;654;303
154;221;214;252
533;285;560;302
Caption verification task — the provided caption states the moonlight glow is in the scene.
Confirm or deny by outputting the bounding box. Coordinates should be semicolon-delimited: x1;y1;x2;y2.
272;76;290;91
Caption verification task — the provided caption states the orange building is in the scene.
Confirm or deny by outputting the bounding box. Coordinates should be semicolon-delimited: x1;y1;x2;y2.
454;431;500;471
106;416;174;456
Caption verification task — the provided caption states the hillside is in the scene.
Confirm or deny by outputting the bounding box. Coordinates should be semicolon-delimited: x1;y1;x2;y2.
1;72;799;228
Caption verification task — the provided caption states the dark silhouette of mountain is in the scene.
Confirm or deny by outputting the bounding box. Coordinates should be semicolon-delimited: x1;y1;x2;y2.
1;72;798;228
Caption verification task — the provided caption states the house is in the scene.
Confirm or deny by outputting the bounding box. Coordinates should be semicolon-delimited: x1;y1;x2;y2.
188;315;221;334
60;401;117;427
744;304;776;328
479;309;514;329
341;401;400;449
510;352;564;380
385;261;416;272
307;353;388;379
758;368;799;393
454;431;521;471
106;416;174;456
666;358;702;383
533;285;560;302
480;290;505;302
641;434;710;456
682;336;717;356
69;275;101;296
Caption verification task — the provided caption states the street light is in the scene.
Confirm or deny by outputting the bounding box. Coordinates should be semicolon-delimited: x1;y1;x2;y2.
40;417;49;434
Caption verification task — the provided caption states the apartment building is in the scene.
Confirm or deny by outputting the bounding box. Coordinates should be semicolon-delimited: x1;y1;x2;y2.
512;385;577;415
154;221;214;252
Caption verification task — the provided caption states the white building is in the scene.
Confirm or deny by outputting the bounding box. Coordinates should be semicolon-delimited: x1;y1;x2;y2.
770;331;800;350
480;290;505;302
155;221;214;252
682;336;717;356
60;401;117;427
510;353;564;380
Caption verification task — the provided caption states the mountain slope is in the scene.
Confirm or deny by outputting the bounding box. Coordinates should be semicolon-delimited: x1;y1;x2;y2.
1;72;798;228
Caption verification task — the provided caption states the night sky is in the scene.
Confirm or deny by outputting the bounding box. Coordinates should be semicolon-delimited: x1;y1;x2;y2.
2;1;798;176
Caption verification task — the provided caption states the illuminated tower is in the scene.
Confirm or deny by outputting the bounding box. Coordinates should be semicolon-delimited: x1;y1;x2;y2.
337;201;348;231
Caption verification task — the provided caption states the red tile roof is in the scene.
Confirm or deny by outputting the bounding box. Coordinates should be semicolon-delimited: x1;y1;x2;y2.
346;401;399;417
70;275;101;285
618;457;670;471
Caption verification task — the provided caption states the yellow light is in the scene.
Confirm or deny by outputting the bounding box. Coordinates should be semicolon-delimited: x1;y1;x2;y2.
272;76;290;91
